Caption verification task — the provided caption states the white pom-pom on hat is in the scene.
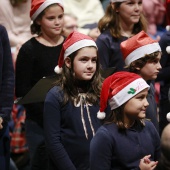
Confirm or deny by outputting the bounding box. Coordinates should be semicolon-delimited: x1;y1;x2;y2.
166;25;170;31
166;46;170;54
166;112;170;122
54;65;63;74
97;111;106;120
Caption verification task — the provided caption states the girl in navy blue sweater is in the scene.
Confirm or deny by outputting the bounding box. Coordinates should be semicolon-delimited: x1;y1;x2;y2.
90;71;160;170
43;31;103;170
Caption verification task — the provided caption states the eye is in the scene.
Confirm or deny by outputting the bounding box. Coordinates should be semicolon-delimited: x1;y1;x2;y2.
92;58;97;63
47;16;55;20
80;58;88;62
58;14;63;19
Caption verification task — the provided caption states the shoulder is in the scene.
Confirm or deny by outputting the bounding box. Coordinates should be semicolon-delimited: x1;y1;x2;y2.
160;31;170;41
95;123;117;138
45;86;64;103
0;25;8;37
0;25;6;32
144;120;159;135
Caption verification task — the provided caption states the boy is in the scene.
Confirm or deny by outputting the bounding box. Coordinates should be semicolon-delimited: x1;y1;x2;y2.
120;30;162;132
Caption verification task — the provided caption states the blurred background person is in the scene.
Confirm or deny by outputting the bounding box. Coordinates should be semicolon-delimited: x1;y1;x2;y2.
62;13;78;38
142;0;166;41
63;0;104;41
0;0;32;51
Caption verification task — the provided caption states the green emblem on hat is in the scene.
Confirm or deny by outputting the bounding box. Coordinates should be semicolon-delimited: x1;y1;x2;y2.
128;88;136;94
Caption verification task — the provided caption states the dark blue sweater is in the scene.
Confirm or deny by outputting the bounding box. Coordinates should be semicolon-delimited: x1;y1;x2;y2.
90;120;160;170
0;25;14;122
96;29;127;70
43;86;101;170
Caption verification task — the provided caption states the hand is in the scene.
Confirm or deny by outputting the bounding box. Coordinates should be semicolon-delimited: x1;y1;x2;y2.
139;155;158;170
0;117;3;129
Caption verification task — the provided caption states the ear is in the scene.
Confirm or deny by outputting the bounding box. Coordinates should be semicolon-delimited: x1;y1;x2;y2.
65;57;71;68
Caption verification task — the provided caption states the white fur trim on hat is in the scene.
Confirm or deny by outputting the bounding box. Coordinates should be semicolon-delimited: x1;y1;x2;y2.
31;0;63;20
64;39;97;59
97;111;106;120
109;78;149;110
125;42;161;65
54;65;63;74
110;0;127;2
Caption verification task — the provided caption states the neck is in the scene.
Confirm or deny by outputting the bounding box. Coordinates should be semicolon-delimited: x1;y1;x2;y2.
75;79;90;93
37;34;63;47
120;23;134;38
124;120;135;128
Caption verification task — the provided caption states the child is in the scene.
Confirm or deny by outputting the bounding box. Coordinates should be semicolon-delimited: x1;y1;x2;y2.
43;31;103;170
120;30;162;132
90;71;160;170
15;0;64;169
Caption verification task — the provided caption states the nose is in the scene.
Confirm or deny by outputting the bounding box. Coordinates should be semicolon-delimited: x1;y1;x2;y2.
134;3;140;10
54;18;60;24
144;98;149;107
157;62;162;70
87;60;93;68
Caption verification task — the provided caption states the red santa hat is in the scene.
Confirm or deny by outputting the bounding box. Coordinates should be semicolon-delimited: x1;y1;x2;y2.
97;71;149;119
165;0;170;31
54;31;97;74
120;31;161;66
30;0;64;21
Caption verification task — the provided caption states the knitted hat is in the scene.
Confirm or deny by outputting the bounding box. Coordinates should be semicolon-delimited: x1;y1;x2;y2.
110;0;127;2
120;31;161;66
30;0;64;21
54;31;97;74
97;71;149;119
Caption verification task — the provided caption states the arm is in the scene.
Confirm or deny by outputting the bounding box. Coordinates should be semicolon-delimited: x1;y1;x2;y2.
0;25;14;122
15;43;33;98
90;127;113;170
43;88;76;170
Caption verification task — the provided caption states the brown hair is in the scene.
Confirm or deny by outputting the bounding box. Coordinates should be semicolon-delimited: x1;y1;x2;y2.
98;2;148;38
126;51;161;73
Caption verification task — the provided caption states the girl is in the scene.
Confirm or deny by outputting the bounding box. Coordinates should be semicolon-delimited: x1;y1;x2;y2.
15;0;64;169
96;0;147;70
43;31;103;170
90;71;160;170
120;30;162;132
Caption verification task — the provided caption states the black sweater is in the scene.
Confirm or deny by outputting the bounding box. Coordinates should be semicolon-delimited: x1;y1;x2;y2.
15;37;64;127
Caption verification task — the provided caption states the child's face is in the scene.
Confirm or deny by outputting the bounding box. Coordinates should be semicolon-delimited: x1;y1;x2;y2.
118;0;143;26
139;53;161;81
72;47;97;81
38;5;64;36
123;88;149;122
